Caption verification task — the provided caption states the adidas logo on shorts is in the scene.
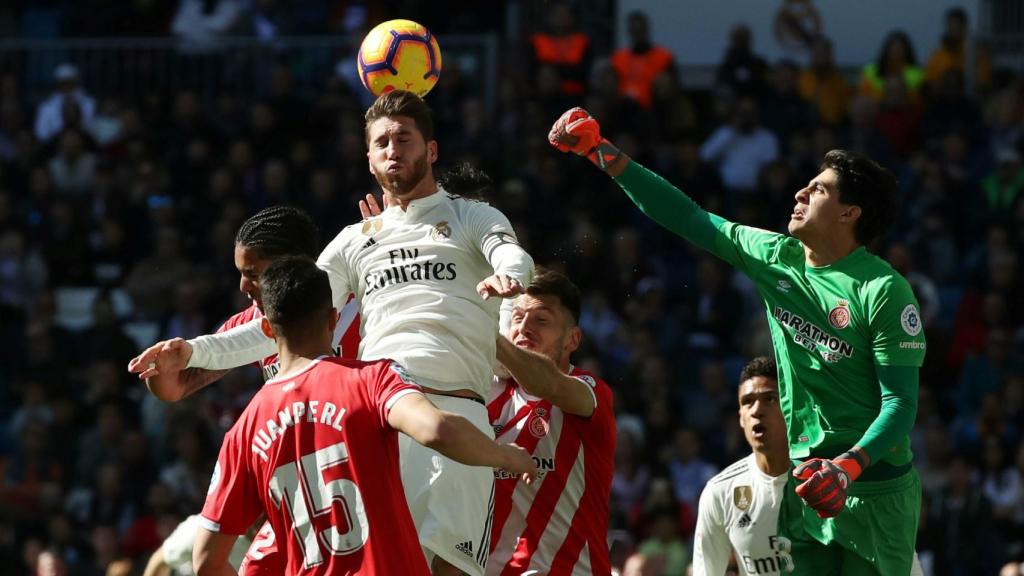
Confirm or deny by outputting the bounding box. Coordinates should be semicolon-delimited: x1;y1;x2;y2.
456;541;474;558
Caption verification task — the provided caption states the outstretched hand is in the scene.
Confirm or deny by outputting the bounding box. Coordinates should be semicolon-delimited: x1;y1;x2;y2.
476;274;525;300
128;338;193;380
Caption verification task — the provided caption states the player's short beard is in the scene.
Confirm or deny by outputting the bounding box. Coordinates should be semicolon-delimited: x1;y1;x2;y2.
373;153;429;196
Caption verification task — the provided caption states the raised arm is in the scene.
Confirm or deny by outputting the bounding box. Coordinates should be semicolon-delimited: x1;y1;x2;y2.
548;107;783;273
387;393;537;482
495;334;595;417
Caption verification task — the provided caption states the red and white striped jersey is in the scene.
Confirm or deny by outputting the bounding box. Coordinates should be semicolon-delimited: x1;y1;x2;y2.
218;295;361;382
485;366;616;576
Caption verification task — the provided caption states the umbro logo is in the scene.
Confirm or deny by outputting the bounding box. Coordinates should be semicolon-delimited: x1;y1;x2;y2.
737;513;752;528
455;541;474;558
776;280;791;293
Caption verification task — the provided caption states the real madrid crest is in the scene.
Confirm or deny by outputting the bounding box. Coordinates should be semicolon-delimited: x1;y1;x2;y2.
733;485;752;510
828;300;850;330
431;221;452;241
361;218;383;235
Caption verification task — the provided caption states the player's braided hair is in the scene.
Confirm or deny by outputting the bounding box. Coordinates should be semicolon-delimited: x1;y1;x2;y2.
438;162;491;200
821;150;898;246
739;356;778;385
235;206;319;259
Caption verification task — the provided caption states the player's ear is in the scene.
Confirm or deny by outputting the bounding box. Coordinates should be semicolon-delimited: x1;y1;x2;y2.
840;205;861;223
260;317;275;339
427;140;438;164
565;325;582;355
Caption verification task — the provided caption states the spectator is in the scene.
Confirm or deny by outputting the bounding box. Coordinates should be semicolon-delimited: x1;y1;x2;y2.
761;60;816;147
699;97;780;194
529;2;592;97
716;24;767;97
611;11;675;108
929;454;997;575
122;226;193;320
925;7;991;92
667;427;717;513
47;129;97;196
798;35;850;125
34;63;96;144
858;30;924;103
170;0;245;54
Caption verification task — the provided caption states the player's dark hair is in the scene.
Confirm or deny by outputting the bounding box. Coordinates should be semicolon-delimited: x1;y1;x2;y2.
235;206;319;260
739;356;778;385
438;162;491;200
820;149;898;246
525;267;582;325
260;256;332;340
364;89;435;143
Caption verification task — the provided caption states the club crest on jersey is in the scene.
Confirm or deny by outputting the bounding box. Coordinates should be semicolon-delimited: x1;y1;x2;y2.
901;304;922;336
528;414;549;438
734;486;752;510
361;218;383;235
828;302;850;329
431;221;452;240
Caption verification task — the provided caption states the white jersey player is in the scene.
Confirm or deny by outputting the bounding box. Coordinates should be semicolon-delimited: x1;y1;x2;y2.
693;357;923;576
133;91;533;576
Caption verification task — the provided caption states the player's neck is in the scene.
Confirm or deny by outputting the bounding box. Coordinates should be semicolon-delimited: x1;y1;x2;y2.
802;236;860;267
275;339;334;378
391;177;438;211
754;448;790;477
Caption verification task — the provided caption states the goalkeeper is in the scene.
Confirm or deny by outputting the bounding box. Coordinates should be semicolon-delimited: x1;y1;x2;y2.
549;108;925;575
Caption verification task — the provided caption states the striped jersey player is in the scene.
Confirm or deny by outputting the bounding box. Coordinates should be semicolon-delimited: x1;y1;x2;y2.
486;269;616;576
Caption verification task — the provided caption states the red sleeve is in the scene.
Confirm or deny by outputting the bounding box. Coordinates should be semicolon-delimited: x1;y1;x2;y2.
199;416;262;535
572;372;616;436
371;361;423;428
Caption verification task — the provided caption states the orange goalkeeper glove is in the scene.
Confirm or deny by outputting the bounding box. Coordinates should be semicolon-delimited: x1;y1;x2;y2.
548;107;621;170
793;451;865;518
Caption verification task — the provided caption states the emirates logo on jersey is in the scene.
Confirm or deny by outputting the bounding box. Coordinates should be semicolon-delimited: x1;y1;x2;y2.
828;304;850;330
528;414;549;438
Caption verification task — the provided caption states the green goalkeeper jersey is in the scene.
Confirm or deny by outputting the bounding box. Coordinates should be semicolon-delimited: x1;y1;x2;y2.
615;162;926;467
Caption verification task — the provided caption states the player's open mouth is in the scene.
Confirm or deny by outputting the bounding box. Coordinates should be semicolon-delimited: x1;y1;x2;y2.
792;208;804;220
752;423;766;438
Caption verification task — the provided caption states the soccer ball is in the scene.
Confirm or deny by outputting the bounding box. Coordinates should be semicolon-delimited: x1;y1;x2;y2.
357;19;442;98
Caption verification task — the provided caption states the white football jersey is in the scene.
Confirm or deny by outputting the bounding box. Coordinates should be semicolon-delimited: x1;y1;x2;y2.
187;188;533;397
693;454;792;576
693;454;924;576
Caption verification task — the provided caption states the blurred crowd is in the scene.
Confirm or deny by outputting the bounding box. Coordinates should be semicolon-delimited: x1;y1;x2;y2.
1;1;1023;575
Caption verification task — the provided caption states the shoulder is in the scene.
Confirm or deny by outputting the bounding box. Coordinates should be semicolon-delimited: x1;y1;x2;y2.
217;304;260;332
707;456;752;487
570;366;611;393
322;221;365;252
858;253;916;299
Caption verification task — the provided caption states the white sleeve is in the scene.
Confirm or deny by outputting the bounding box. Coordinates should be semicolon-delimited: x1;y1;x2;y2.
471;203;533;285
692;484;732;576
316;228;356;309
186;317;276;370
161;515;200;573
